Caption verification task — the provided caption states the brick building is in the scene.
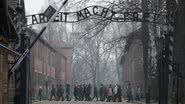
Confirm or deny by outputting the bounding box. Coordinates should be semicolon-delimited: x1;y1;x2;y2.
56;47;73;85
51;39;73;85
27;28;73;99
120;29;144;95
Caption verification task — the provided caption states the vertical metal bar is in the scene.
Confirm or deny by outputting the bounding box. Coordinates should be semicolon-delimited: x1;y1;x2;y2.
176;64;180;104
176;76;179;104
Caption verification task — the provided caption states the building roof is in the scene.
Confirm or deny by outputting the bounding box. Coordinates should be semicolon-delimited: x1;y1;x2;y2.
26;28;57;53
26;28;67;59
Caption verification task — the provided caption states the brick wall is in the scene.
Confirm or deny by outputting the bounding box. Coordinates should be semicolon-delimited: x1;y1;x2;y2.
56;48;73;85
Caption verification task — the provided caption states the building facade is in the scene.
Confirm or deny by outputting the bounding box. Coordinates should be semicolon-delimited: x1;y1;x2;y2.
56;47;73;85
51;40;73;86
28;28;73;100
121;29;144;96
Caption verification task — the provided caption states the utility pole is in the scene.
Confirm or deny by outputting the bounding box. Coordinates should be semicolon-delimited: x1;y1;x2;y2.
158;0;176;104
158;31;174;104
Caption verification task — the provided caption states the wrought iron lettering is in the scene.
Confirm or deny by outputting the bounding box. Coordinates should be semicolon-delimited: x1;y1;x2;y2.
93;6;99;15
77;10;85;21
32;15;38;24
101;8;109;18
26;5;168;26
143;12;150;22
39;14;47;23
84;8;91;17
124;12;129;21
63;13;69;22
54;14;59;22
133;12;138;21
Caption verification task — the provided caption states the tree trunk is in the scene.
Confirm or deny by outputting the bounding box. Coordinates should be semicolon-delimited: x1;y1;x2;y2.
115;46;121;85
141;0;149;94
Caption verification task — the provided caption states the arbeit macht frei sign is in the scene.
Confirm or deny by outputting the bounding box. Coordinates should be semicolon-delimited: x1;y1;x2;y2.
26;5;169;26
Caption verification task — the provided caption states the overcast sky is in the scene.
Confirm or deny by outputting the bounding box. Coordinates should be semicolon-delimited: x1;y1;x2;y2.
24;0;113;15
24;0;48;15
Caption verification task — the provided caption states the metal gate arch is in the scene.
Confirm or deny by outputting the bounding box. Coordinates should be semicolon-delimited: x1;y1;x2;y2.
25;5;174;104
10;2;176;104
